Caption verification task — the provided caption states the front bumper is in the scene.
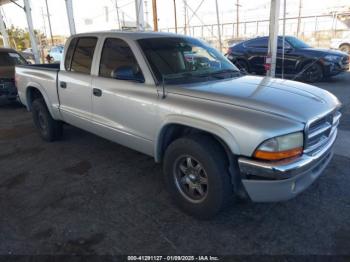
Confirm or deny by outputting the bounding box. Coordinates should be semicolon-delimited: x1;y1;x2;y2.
238;129;337;202
323;59;349;77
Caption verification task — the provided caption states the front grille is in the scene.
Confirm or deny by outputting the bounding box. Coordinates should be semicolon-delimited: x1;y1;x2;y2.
304;110;341;155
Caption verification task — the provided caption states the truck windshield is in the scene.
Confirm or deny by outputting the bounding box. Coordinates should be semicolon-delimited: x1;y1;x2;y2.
138;37;240;84
0;52;27;67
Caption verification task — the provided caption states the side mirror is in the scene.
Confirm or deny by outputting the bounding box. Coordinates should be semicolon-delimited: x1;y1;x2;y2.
111;66;144;83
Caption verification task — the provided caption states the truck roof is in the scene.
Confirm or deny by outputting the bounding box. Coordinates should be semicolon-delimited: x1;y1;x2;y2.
70;30;187;40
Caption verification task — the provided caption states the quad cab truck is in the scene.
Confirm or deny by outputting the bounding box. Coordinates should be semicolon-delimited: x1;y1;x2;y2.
16;31;341;218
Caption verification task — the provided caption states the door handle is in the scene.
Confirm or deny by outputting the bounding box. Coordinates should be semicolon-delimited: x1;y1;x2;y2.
93;88;102;97
60;81;67;88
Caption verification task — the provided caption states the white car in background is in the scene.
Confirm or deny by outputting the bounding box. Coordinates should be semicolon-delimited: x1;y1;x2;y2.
330;34;350;54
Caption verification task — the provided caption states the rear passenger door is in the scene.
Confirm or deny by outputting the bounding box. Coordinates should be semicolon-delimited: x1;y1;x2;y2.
90;37;158;156
58;37;98;129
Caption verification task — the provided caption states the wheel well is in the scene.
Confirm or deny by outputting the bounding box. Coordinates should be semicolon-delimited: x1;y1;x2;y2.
157;124;232;163
157;124;241;191
339;43;350;47
26;87;44;110
298;60;324;75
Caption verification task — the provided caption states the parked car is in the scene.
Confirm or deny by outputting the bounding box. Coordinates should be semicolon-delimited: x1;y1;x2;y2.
330;34;350;54
16;32;341;218
226;36;349;82
0;48;28;101
48;45;64;62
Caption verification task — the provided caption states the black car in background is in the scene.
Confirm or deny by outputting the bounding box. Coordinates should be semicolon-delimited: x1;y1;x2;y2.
0;48;28;101
225;36;349;82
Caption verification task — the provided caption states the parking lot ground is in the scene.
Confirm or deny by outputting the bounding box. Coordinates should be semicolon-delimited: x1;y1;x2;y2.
0;73;349;255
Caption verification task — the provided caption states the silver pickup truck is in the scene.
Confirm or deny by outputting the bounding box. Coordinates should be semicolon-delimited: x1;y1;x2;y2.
16;31;341;218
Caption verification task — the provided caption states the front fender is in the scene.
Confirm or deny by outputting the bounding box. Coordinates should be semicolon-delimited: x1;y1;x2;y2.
154;115;241;162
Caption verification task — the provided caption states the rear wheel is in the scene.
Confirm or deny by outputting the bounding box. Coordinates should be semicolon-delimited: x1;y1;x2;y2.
300;62;323;83
163;134;234;219
32;98;63;142
339;44;350;54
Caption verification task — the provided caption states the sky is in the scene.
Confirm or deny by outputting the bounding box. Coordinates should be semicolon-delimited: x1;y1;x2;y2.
0;0;349;37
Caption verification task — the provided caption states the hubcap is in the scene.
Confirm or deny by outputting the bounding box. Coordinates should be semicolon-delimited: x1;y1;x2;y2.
174;155;208;203
304;64;321;82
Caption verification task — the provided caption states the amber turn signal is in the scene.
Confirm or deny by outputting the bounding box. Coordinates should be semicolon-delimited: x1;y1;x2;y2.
254;147;303;161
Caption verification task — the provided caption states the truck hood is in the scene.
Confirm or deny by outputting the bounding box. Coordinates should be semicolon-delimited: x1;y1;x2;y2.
0;66;15;79
168;75;341;123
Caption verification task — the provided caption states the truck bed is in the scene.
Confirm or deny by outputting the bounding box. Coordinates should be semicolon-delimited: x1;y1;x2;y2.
15;63;61;119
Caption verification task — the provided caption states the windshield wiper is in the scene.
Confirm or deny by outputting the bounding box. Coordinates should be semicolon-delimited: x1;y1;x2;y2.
200;69;242;79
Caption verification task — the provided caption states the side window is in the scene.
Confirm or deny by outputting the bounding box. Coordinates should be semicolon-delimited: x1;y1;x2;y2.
70;37;97;74
99;38;143;80
245;38;268;48
277;38;291;49
64;38;78;70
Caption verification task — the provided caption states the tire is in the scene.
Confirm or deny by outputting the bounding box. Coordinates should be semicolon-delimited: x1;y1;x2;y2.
32;98;63;142
163;134;234;219
235;60;249;74
339;44;350;54
300;62;323;83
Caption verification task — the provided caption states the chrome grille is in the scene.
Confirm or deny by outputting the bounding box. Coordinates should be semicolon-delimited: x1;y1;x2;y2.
304;110;341;155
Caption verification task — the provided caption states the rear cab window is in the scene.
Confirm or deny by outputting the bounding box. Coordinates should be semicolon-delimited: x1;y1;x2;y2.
64;37;97;74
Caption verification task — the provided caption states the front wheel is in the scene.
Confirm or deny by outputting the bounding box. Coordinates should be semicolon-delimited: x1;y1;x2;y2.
300;62;323;83
32;98;63;142
163;134;234;219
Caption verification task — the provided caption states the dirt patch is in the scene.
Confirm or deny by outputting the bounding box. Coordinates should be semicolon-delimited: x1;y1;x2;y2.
0;147;44;161
31;228;54;240
0;172;29;190
55;233;105;254
64;160;92;176
0;124;35;140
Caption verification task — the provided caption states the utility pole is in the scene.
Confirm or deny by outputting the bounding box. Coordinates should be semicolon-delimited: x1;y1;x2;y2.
144;0;149;29
266;0;280;77
183;0;187;35
214;0;222;52
104;6;109;23
152;0;158;31
296;0;302;37
135;0;145;30
23;0;40;63
41;7;47;39
0;7;10;48
235;0;240;38
65;0;76;35
282;0;286;79
173;0;178;33
45;0;54;46
115;0;121;29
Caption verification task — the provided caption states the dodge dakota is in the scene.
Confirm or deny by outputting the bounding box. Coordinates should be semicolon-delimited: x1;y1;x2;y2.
16;31;341;218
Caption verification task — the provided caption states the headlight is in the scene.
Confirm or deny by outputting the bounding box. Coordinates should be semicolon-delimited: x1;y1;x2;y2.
324;55;340;62
254;132;304;161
